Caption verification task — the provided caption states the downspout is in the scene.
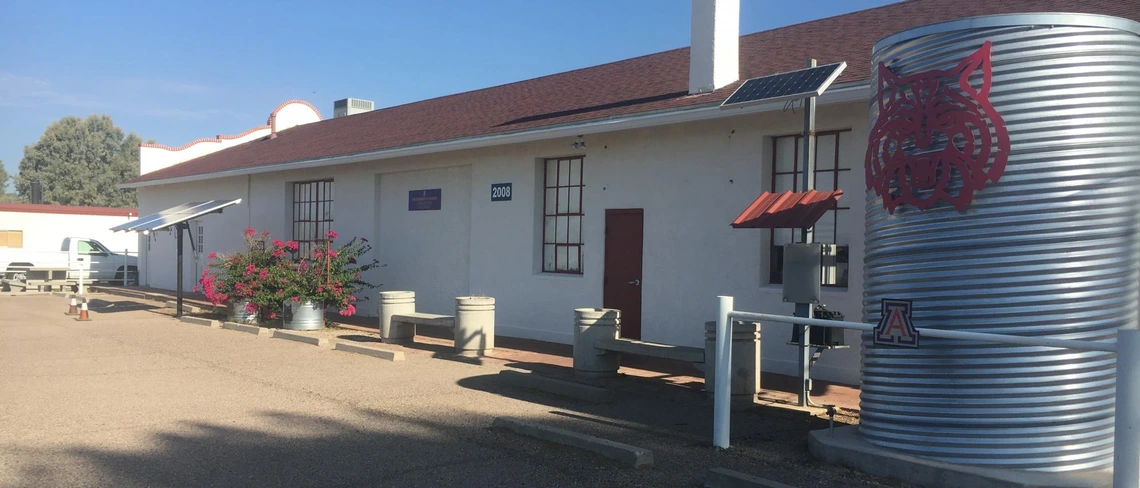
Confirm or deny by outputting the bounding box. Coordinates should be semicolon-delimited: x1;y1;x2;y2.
247;174;252;228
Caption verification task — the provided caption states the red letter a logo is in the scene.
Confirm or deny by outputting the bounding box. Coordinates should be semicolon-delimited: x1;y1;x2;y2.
874;299;919;348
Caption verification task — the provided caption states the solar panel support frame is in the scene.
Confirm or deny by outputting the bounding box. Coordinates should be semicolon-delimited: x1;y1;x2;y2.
718;61;847;110
110;198;242;317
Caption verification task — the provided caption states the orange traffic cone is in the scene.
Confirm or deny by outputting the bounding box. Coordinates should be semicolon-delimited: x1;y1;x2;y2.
66;298;79;315
76;302;91;321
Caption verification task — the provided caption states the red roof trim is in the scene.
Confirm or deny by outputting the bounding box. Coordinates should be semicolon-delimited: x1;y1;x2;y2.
731;190;843;229
139;100;323;152
140;125;269;152
0;203;138;217
267;99;324;134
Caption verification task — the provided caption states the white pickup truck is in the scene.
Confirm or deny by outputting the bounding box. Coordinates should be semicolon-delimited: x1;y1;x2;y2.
0;237;138;285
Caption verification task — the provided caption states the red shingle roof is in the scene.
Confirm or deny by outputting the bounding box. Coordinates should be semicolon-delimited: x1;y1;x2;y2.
0;203;138;217
130;0;1140;184
731;190;844;229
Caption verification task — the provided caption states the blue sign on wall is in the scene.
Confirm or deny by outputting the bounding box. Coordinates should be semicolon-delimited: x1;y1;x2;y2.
491;183;512;202
409;189;441;211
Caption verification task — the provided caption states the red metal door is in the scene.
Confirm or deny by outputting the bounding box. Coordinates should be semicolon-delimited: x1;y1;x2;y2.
603;209;644;340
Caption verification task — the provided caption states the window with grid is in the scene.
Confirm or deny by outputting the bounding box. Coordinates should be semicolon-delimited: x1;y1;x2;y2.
769;130;852;287
292;180;334;255
542;156;584;274
195;223;204;256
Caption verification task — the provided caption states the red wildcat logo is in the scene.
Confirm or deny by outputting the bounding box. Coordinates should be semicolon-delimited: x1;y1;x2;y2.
866;41;1010;213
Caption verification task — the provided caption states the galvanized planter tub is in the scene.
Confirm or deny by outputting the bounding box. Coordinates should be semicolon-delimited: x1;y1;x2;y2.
228;300;259;324
283;300;324;330
862;14;1140;472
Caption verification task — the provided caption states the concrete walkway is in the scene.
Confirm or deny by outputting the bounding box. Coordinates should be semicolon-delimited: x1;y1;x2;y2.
0;294;907;487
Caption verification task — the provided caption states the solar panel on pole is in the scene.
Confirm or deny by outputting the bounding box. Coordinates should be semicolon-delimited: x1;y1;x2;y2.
719;62;847;109
111;199;242;233
109;198;242;318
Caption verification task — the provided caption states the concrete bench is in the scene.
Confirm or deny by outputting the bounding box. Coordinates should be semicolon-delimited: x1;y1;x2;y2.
573;308;761;408
391;312;455;329
379;291;495;357
7;268;76;292
594;337;705;363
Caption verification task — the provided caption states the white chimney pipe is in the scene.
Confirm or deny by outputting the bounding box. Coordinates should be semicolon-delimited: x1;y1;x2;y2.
689;0;740;94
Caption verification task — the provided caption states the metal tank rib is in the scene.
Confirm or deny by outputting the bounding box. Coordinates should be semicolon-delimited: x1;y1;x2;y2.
861;14;1140;471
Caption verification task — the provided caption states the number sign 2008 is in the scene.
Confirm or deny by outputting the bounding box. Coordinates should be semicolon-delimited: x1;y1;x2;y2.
491;183;512;202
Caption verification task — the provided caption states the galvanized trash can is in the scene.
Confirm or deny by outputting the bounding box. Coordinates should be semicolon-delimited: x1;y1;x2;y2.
282;300;324;330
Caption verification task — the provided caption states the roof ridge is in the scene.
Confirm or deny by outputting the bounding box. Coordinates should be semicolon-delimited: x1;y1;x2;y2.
330;45;693;118
128;0;1140;186
304;2;910;120
739;0;910;41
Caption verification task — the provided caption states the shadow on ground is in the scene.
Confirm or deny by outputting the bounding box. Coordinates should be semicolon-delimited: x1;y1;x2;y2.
453;373;898;488
5;408;754;488
85;299;161;314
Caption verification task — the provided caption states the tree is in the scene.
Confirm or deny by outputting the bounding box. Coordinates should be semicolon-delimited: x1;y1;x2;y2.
0;161;19;203
15;115;140;207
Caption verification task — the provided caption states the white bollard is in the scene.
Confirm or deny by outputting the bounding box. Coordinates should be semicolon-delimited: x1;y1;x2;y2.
1114;328;1140;487
573;308;621;378
713;295;733;449
379;291;416;344
455;296;495;357
77;267;85;296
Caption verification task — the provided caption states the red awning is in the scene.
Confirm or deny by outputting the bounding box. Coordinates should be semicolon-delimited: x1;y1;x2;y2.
731;190;843;229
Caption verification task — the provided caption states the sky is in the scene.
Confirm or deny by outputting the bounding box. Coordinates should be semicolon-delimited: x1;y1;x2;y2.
0;0;896;192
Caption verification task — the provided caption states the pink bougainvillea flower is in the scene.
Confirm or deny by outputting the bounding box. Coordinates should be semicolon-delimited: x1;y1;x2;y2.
286;241;299;252
313;251;324;259
272;249;286;258
268;312;278;319
207;252;217;259
327;250;338;258
338;304;357;316
245;302;258;313
244;264;257;276
292;296;300;302
326;230;338;239
261;231;270;237
258;269;268;280
192;285;200;292
272;239;284;248
245;227;256;238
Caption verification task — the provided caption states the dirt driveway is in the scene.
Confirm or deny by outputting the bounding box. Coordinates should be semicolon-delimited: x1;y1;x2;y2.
0;294;908;487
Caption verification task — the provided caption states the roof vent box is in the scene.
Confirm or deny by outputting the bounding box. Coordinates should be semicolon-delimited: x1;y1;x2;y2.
334;98;374;118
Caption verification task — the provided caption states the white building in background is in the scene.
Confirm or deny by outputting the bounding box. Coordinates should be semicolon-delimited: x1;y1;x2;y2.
0;203;138;253
121;0;1140;385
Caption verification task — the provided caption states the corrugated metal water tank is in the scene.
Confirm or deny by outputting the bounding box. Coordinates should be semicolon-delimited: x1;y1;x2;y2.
861;14;1140;471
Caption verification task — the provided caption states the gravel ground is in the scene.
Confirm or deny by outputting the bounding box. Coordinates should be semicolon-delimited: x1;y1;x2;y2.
1;293;912;487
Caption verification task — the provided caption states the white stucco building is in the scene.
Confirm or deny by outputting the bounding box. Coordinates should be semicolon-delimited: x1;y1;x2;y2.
121;0;1140;385
0;203;138;254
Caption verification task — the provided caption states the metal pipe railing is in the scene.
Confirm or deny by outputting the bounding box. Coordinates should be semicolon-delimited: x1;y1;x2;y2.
712;295;1138;487
728;311;1118;353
